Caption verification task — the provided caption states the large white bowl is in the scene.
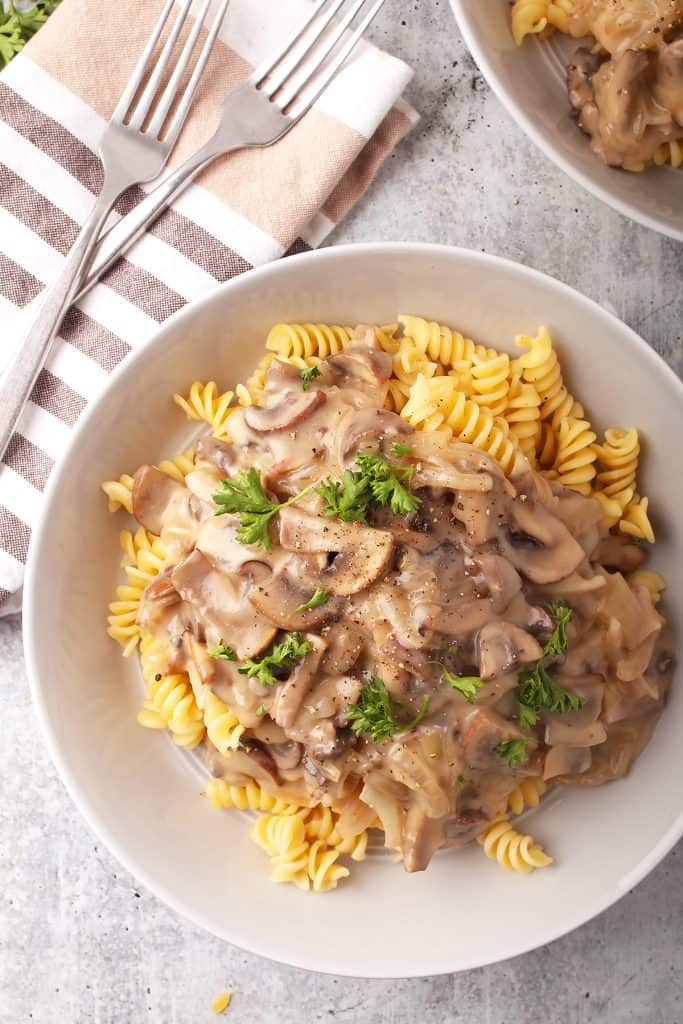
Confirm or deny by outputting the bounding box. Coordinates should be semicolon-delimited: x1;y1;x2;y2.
24;244;683;977
450;1;683;242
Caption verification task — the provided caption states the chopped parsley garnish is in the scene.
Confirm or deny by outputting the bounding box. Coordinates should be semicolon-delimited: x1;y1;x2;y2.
496;738;527;768
390;442;412;457
346;676;429;744
238;632;312;686
446;643;459;657
516;663;584;728
255;703;266;717
456;774;466;786
544;601;572;656
300;365;322;391
294;587;329;613
317;452;421;524
442;667;485;704
213;469;310;549
207;640;236;661
0;0;60;69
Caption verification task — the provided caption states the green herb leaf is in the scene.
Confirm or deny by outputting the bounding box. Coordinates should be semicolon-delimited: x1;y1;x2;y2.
442;667;485;704
207;640;236;661
346;676;429;744
456;774;466;786
544;601;573;656
390;442;412;457
0;1;60;70
294;587;329;613
516;663;584;726
355;452;421;516
255;703;266;717
446;643;459;657
317;469;373;524
496;738;527;767
300;365;322;391
213;469;310;549
238;632;312;686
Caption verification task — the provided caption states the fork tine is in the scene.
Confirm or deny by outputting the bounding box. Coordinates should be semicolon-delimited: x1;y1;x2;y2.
252;0;329;86
280;0;386;114
160;0;231;145
147;0;212;138
127;0;194;131
111;0;176;122
259;0;346;98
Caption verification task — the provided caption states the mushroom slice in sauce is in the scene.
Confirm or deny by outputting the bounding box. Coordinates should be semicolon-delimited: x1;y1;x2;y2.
476;621;543;680
248;571;343;631
338;407;411;461
461;709;529;772
498;498;586;584
244;390;326;433
131;465;186;535
269;635;327;731
278;507;394;596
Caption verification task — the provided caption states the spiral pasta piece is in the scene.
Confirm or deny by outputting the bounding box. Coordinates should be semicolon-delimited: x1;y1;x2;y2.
307;839;351;892
206;778;301;814
510;0;574;45
514;327;583;431
138;633;205;749
203;690;245;755
505;372;542;462
507;777;548;816
553;416;598;495
653;140;683;169
620;494;655;544
401;374;519;474
594;428;640;496
107;528;167;655
173;381;235;438
327;827;369;862
251;811;312;889
478;816;553;873
266;322;354;360
471;351;511;417
101;473;134;514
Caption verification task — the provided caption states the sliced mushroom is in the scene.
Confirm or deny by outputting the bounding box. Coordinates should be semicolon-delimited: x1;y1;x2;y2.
266;740;303;772
412;463;493;494
195;435;241;475
498;498;585;584
414;597;496;639
278;506;394;596
544;744;592;781
477;621;543;680
593;535;646;572
270;634;327;730
327;346;392;386
262;357;303;392
338;407;410;461
545;719;607;748
461;708;526;771
320;621;365;675
248;571;343;631
244;390;325;433
137;571;180;630
401;806;446;873
131;464;186;535
468;552;522;614
183;631;215;686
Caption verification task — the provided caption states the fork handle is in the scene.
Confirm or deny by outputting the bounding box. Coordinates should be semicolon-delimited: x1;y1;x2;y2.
75;138;224;303
0;184;121;462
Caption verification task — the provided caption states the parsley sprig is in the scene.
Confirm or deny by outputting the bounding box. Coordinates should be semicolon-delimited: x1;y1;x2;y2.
346;676;429;744
207;640;236;661
0;0;60;69
294;587;329;613
300;365;322;391
544;601;572;656
496;738;528;767
238;632;312;686
442;667;485;704
317;452;421;524
213;469;310;549
516;663;584;728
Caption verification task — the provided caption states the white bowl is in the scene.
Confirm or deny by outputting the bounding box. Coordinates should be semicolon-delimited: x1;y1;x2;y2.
24;243;683;977
449;1;683;242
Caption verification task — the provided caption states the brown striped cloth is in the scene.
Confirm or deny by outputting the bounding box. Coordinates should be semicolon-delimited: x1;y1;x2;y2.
0;0;418;612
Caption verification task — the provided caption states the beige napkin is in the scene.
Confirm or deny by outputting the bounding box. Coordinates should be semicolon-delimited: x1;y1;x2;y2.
0;0;417;610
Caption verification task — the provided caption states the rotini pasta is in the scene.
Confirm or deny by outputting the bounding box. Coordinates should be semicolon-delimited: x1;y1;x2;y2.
628;569;666;604
203;691;246;755
507;777;548;816
505;371;542;462
206;778;302;814
173;381;235;438
107;528;167;655
510;0;574;45
513;327;584;431
266;322;354;360
478;815;553;873
552;417;598;496
138;634;205;749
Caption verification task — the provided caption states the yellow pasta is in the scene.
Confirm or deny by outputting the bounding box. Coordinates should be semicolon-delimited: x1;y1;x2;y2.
471;351;511;417
478;816;553;873
620;494;655;545
173;381;235;438
653;140;683;169
107;528;166;655
101;473;134;514
510;0;574;46
399;314;496;369
203;691;245;755
307;839;351;892
514;327;584;430
505;371;542;462
552;416;598;495
401;374;519;475
266;322;354;359
252;811;312;890
507;777;548;816
210;992;232;1014
138;634;205;749
205;778;301;813
156;446;196;484
593;427;639;526
628;568;666;604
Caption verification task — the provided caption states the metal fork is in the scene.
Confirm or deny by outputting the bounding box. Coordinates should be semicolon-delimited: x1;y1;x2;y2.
0;0;230;460
75;0;387;300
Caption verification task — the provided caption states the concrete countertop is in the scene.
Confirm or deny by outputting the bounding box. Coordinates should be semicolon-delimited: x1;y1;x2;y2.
2;2;682;1022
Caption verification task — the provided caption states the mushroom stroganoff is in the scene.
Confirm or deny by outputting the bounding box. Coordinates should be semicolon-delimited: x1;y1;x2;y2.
104;323;673;890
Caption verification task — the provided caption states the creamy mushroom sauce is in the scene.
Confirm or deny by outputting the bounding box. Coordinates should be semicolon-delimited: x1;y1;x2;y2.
131;345;673;872
566;0;683;168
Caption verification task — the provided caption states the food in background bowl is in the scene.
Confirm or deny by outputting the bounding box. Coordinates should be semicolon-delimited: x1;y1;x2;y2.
510;0;683;171
103;316;673;892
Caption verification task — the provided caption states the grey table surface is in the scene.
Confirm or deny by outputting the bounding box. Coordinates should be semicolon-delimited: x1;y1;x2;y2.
2;3;683;1023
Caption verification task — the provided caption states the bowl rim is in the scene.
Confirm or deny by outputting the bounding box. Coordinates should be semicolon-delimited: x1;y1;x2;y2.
448;0;683;244
22;241;683;976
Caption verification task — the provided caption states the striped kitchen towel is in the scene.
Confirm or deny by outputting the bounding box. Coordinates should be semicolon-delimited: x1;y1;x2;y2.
0;0;417;611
